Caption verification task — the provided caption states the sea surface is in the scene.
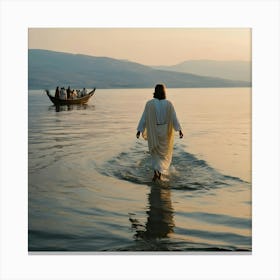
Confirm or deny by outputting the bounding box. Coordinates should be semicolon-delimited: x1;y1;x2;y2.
28;88;251;252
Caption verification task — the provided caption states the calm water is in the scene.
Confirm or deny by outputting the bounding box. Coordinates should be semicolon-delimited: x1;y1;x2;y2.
28;88;251;252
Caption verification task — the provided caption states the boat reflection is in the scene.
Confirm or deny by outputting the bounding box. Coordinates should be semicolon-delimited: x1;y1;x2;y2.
48;104;95;112
130;185;174;240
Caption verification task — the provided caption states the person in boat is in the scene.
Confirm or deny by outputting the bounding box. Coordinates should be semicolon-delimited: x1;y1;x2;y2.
71;90;78;99
136;84;183;181
60;87;67;100
67;86;71;99
81;88;87;97
55;86;60;98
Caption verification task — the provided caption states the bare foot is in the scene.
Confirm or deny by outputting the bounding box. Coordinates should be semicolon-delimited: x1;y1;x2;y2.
152;170;161;181
152;174;157;182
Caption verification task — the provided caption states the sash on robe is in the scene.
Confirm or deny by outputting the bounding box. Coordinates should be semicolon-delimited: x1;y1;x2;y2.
142;100;175;174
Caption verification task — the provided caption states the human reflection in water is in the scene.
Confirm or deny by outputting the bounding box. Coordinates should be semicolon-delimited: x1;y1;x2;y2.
130;185;174;241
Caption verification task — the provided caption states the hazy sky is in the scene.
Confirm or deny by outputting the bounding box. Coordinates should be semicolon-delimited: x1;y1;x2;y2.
29;28;251;66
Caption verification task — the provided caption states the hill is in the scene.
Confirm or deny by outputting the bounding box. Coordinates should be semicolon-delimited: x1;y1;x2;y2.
28;49;251;89
153;60;251;82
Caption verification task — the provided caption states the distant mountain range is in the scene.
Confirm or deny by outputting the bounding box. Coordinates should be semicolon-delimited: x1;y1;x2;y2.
153;60;251;82
28;49;251;89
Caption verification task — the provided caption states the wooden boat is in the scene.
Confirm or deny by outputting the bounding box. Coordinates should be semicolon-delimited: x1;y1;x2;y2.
45;88;96;106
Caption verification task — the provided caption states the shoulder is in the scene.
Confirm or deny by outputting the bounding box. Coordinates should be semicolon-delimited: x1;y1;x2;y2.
146;99;155;107
165;99;174;107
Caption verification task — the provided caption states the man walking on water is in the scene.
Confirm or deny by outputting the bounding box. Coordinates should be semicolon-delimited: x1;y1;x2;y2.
136;84;183;181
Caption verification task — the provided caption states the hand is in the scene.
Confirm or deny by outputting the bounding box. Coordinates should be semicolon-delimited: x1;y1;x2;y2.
179;130;184;139
136;131;141;139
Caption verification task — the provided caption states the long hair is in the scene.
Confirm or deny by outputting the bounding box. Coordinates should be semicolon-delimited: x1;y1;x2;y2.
153;84;166;100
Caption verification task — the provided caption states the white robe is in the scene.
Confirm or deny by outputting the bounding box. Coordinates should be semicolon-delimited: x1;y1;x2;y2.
137;99;182;174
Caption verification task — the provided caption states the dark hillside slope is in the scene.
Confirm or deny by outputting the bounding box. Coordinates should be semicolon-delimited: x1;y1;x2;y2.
28;49;251;89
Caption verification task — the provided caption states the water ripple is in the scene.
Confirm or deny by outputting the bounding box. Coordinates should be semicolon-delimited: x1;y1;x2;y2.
98;144;248;191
